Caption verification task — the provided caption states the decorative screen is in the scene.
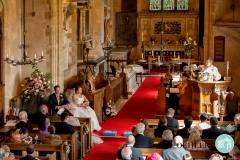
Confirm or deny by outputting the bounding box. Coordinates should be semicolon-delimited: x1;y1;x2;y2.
177;0;188;10
149;0;188;11
155;22;181;34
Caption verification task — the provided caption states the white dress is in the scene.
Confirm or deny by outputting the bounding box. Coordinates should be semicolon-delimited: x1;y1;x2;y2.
68;94;101;131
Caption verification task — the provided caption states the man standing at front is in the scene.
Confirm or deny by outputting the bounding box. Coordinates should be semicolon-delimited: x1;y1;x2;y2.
48;85;69;116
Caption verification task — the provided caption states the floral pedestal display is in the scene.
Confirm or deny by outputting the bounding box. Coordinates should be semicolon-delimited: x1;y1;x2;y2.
63;141;71;160
21;64;52;114
105;100;117;118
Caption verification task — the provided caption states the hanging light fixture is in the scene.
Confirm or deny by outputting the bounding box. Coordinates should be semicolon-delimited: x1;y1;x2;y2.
5;0;46;66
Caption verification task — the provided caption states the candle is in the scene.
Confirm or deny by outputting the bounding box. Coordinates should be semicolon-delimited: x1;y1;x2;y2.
34;54;36;59
6;53;8;58
184;41;186;46
227;61;229;69
142;32;143;41
187;32;188;40
178;55;180;60
153;41;154;46
174;51;175;57
158;56;160;62
152;50;154;56
42;51;43;56
142;53;143;58
194;41;196;45
25;51;27;56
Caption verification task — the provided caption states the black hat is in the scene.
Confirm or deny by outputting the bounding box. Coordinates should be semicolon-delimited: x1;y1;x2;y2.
200;113;209;119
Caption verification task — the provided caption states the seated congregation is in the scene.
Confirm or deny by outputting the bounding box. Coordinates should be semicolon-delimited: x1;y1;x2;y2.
117;108;240;160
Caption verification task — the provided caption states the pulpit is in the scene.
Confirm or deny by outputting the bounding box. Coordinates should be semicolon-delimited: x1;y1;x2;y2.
188;79;231;121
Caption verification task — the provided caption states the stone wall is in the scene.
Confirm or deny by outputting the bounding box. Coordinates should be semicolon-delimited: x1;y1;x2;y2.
204;0;240;114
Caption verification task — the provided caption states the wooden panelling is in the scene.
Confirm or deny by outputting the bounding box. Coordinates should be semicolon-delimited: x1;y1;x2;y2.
214;36;225;62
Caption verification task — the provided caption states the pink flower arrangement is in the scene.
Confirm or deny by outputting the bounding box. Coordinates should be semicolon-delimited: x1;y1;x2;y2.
21;64;52;103
105;100;117;118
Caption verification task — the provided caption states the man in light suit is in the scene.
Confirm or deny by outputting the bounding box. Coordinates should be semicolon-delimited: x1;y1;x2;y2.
20;144;37;160
166;108;179;130
133;123;154;148
48;85;69;116
118;135;144;160
201;117;225;139
201;57;221;81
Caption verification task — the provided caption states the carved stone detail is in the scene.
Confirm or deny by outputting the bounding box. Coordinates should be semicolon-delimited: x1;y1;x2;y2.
202;87;213;95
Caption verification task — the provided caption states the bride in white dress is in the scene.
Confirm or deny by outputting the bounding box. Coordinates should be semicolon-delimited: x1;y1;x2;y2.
68;86;101;131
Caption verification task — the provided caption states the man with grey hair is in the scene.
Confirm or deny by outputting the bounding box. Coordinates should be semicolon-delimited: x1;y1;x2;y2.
121;146;132;160
38;105;49;126
163;135;190;160
166;108;179;130
133;123;154;148
15;111;33;133
118;135;144;160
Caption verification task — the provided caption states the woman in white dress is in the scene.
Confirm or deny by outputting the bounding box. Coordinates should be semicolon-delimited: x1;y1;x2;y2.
68;86;101;131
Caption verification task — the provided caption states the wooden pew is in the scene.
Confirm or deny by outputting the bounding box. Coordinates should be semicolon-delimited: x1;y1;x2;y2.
28;132;78;160
48;116;91;158
138;148;229;159
14;152;56;160
148;119;235;128
1;143;64;160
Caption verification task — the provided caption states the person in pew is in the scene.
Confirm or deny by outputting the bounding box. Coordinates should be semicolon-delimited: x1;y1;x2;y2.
38;117;50;134
163;135;191;160
176;116;193;138
0;145;15;160
133;123;154;148
155;116;175;138
85;74;96;94
19;144;37;160
228;146;240;160
68;85;101;131
201;117;225;139
183;154;193;160
166;108;179;130
37;105;48;124
15;111;33;133
184;127;209;151
157;130;173;149
132;118;155;138
146;153;163;160
209;153;224;160
194;112;211;130
10;128;33;144
121;146;132;160
42;125;63;144
117;135;144;160
48;85;70;116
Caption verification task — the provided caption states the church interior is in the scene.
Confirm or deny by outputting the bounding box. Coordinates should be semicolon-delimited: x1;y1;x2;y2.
0;0;240;159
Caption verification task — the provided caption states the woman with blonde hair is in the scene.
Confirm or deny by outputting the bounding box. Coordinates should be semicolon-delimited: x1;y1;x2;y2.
184;127;209;151
229;146;240;159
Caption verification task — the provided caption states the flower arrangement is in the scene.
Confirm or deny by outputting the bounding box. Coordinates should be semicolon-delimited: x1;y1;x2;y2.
21;64;52;103
63;141;71;155
83;123;89;135
105;100;117;118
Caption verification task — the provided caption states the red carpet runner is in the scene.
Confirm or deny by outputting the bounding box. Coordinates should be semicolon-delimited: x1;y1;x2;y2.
84;77;160;160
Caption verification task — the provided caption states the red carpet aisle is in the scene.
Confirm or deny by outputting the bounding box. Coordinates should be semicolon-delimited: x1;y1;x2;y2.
84;77;160;160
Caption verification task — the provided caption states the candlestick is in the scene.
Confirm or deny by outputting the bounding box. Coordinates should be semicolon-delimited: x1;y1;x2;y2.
153;41;154;46
187;32;188;41
227;61;229;69
158;56;160;62
174;51;175;57
142;32;143;42
34;54;36;59
178;55;180;60
152;50;154;56
42;51;43;57
142;53;143;58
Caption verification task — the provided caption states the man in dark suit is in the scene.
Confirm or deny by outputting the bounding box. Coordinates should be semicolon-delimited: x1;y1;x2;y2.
176;116;193;138
56;112;74;134
20;144;37;160
15;111;33;133
155;116;175;137
118;135;144;160
133;123;154;148
48;85;69;116
201;117;226;139
166;108;179;130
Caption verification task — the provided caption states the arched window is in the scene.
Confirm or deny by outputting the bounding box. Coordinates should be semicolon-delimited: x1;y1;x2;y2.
149;0;188;11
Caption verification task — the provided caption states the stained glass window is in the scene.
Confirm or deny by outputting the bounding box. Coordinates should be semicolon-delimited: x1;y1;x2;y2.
149;0;188;11
177;0;188;10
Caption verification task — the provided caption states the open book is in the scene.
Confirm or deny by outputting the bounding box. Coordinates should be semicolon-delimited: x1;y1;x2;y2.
57;108;65;115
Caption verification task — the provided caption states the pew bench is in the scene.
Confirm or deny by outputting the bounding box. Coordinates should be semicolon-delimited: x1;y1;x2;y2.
1;143;64;160
14;152;56;160
138;148;229;159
